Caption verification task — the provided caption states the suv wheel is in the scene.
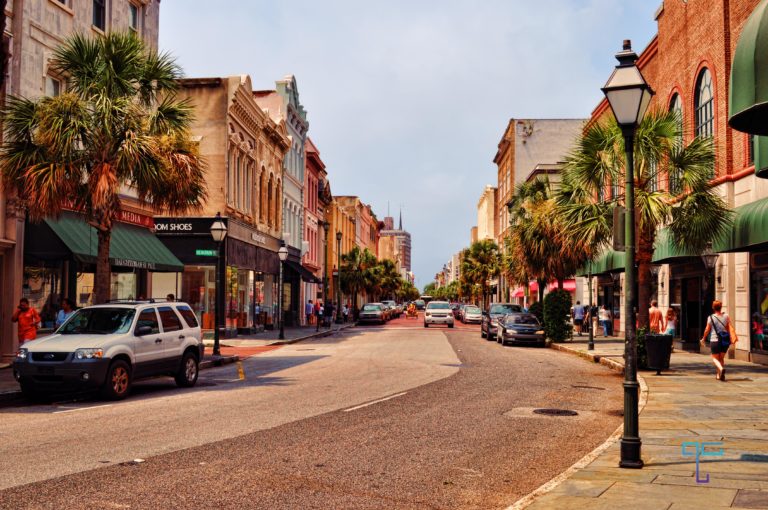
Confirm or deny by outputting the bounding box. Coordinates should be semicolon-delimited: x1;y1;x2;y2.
175;350;199;388
102;360;131;400
424;322;429;328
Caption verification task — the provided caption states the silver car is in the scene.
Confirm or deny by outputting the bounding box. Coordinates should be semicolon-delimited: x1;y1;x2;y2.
424;301;454;328
462;305;482;324
358;303;386;325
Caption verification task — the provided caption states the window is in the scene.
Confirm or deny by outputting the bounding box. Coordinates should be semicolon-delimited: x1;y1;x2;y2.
129;3;139;33
93;0;106;30
176;305;198;328
135;308;160;335
694;69;714;139
748;134;755;167
669;93;684;194
669;93;682;122
158;306;182;332
45;76;61;97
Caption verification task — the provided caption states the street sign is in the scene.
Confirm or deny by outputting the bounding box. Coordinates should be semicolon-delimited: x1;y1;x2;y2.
195;249;217;257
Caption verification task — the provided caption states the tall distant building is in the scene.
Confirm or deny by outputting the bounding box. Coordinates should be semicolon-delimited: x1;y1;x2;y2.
380;211;412;272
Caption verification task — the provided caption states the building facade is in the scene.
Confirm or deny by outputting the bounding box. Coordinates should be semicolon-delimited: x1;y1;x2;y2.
2;0;162;362
254;76;311;326
303;138;327;309
378;213;412;272
476;185;497;242
578;0;768;363
325;199;355;310
155;75;290;336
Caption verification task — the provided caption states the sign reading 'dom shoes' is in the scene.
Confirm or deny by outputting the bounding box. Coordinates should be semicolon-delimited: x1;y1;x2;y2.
154;218;227;236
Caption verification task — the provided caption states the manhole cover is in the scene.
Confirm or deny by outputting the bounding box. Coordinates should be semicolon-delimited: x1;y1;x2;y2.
533;408;578;416
571;385;606;390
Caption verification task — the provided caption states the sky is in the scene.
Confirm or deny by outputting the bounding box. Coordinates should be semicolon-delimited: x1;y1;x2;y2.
159;1;658;290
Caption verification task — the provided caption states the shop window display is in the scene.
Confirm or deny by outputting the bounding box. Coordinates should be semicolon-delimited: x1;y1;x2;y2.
751;273;768;353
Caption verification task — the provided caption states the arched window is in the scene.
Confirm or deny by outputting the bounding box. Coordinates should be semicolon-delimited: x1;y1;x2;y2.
669;93;682;120
668;93;684;194
694;69;714;139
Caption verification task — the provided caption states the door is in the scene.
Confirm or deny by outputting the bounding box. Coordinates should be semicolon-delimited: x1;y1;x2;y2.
133;307;163;377
157;305;185;369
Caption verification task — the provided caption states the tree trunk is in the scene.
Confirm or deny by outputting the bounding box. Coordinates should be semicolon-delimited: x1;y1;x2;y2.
94;228;112;304
538;278;546;303
636;226;655;329
557;278;564;290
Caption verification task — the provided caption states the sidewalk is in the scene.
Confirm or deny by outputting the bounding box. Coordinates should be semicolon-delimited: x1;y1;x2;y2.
0;322;353;401
519;337;768;510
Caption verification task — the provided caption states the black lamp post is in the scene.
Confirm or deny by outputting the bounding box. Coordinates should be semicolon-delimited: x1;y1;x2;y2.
210;213;228;356
336;231;343;324
323;220;330;313
602;39;654;470
702;242;719;301
588;267;594;350
278;243;289;340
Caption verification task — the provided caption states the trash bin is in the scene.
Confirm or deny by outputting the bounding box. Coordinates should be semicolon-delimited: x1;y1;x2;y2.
646;334;673;375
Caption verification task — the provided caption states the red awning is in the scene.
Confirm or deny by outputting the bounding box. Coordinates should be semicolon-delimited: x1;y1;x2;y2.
511;279;576;298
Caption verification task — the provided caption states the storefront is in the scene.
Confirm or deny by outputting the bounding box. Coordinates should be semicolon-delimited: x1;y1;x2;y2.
23;211;183;326
154;217;282;336
281;246;320;327
578;250;625;336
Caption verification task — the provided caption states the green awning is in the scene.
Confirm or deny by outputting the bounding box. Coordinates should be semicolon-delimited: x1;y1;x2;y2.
45;212;183;271
577;250;625;277
713;196;768;253
730;0;768;136
652;228;701;263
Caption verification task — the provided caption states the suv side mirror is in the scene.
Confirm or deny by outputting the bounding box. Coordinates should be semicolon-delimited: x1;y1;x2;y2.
135;325;153;336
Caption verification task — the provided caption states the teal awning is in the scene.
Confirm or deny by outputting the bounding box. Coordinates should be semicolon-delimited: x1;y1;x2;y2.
730;0;768;136
577;250;625;277
713;196;768;253
652;228;701;263
44;212;183;271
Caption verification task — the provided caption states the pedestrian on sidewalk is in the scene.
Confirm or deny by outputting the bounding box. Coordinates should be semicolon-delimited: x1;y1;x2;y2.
573;301;585;336
324;301;335;328
649;300;664;333
315;300;322;331
342;303;349;323
12;298;41;344
664;308;677;336
305;299;314;326
598;305;610;337
55;298;75;328
700;300;738;381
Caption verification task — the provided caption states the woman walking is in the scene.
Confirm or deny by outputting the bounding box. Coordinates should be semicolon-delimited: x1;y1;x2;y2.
663;308;677;336
700;301;738;381
598;305;611;337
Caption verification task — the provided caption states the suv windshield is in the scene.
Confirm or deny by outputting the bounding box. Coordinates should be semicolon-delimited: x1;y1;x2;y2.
505;314;540;326
426;302;450;310
489;304;522;315
59;308;136;335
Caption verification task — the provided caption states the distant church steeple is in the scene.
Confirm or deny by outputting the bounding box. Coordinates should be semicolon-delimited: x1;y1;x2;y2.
398;208;402;230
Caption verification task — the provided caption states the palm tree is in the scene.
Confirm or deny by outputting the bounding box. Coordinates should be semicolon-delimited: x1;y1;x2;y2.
375;258;402;300
340;246;377;314
461;239;500;309
0;32;206;304
557;109;731;327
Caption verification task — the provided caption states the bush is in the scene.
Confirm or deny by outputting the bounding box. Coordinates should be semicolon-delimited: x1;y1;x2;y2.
528;300;544;323
636;327;648;369
543;289;572;343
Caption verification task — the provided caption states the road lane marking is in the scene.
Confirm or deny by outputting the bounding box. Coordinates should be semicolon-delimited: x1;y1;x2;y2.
342;392;408;412
53;404;113;414
236;361;246;380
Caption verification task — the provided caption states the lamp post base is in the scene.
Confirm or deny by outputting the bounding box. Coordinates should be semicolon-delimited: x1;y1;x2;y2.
619;438;644;469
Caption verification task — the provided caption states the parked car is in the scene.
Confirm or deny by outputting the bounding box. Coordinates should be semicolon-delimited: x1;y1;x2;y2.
414;299;426;310
494;312;546;346
358;303;386;325
462;305;482;324
382;300;401;318
481;303;523;339
424;301;454;328
13;301;203;400
451;303;462;319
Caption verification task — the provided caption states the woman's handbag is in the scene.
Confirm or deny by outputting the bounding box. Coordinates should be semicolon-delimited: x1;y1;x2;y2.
712;315;731;348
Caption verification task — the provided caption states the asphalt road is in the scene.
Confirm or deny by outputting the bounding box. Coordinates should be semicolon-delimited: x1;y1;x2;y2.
0;318;622;509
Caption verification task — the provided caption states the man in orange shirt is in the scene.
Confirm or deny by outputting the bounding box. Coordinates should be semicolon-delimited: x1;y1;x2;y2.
649;300;664;334
12;298;41;343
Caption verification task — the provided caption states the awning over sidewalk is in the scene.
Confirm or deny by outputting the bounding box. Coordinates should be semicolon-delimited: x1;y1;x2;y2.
512;280;576;298
652;228;701;263
284;259;321;284
28;212;183;271
714;196;768;253
576;250;625;277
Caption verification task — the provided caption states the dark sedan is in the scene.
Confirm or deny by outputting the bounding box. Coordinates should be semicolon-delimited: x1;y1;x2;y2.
494;313;546;346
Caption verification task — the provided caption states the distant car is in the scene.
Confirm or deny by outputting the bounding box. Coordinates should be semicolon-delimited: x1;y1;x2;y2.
462;305;482;324
451;303;462;319
424;301;454;328
414;299;426;310
382;300;401;318
494;313;546;347
358;303;386;325
481;303;523;339
13;301;203;400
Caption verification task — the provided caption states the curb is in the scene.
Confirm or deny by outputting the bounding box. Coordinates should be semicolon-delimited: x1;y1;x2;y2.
268;324;355;346
507;344;649;510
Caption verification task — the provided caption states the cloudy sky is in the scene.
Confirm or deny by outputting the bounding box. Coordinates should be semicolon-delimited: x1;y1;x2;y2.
159;1;657;290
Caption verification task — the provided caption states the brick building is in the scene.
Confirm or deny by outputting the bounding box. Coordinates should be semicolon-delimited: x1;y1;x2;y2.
581;0;768;363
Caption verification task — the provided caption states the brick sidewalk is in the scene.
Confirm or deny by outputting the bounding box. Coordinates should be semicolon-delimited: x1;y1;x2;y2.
518;339;768;510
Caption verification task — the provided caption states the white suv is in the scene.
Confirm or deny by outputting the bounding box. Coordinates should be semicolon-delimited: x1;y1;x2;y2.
424;301;455;328
13;301;203;400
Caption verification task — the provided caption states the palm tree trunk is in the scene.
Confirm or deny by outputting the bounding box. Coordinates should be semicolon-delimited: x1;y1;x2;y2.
94;228;112;304
538;278;546;303
557;278;564;290
636;228;655;329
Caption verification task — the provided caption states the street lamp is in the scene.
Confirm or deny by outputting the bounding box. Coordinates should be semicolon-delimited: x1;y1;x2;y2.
336;231;343;324
701;242;718;294
602;39;654;470
210;213;228;356
323;220;330;316
588;267;594;351
278;243;289;340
